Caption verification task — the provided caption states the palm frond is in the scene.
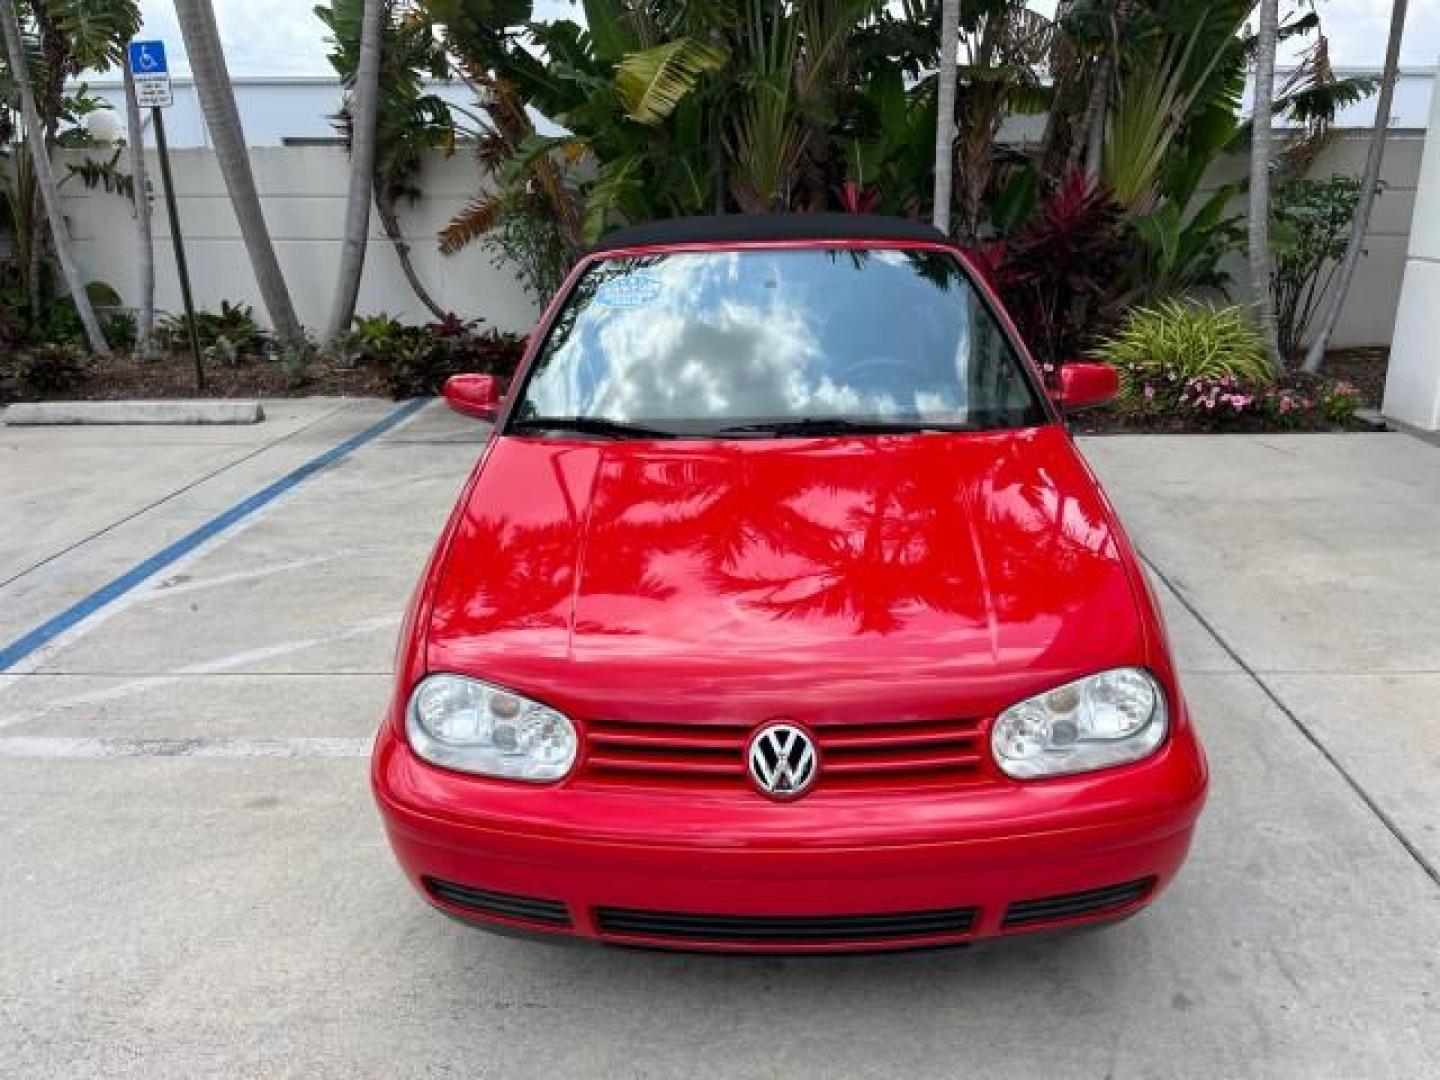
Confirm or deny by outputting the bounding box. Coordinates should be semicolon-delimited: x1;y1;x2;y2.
42;0;142;71
1279;75;1379;125
615;37;729;125
439;191;506;254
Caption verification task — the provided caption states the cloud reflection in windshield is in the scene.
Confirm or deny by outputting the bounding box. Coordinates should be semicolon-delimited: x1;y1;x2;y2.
519;249;1040;428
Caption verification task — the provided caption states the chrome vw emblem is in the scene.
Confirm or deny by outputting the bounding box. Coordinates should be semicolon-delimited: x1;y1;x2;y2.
748;723;818;799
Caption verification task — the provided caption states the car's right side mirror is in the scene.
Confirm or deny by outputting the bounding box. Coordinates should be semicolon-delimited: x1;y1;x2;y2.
443;374;500;422
1051;362;1119;412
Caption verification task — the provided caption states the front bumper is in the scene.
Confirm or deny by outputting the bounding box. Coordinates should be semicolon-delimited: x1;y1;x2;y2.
373;725;1207;954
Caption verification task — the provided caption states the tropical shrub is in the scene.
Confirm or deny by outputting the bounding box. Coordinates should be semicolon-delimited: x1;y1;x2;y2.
0;344;91;401
1270;175;1364;363
344;313;410;361
99;307;137;351
344;313;525;398
1096;300;1273;396
1131;189;1245;300
974;171;1133;369
157;301;268;355
383;323;525;399
30;295;87;346
481;192;576;303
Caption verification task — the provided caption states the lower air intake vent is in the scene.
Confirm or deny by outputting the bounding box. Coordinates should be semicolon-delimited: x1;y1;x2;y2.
1003;878;1156;930
424;878;572;928
594;905;978;944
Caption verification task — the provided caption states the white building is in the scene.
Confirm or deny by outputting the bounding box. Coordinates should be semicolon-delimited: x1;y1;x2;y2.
80;75;547;147
80;68;1436;147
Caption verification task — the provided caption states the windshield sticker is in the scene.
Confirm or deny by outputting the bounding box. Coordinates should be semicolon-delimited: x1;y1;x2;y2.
595;274;663;310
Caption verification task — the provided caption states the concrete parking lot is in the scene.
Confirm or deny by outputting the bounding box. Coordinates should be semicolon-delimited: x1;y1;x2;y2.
2;399;1438;1078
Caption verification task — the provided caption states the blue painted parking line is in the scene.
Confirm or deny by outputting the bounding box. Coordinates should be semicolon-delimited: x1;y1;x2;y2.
0;398;429;673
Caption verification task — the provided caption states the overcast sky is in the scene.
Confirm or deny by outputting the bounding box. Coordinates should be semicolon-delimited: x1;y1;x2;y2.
136;0;1439;78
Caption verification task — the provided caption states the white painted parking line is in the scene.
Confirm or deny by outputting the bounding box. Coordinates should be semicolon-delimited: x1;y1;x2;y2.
0;615;400;730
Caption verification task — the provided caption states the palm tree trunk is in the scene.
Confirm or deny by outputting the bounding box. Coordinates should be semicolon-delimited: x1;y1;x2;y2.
1249;0;1284;372
173;0;305;347
1301;0;1409;374
1078;0;1133;179
1078;56;1110;178
122;54;155;358
375;193;447;321
0;0;110;358
19;158;40;315
932;0;960;233
323;0;384;347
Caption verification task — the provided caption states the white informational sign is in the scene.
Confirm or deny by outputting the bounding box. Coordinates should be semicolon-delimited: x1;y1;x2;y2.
128;41;173;109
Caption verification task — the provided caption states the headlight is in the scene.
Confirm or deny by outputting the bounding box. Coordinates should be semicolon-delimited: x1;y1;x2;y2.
991;667;1168;779
406;674;577;781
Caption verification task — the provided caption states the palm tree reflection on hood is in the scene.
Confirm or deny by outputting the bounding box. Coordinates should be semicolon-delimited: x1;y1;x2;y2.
436;432;1117;643
619;440;1109;637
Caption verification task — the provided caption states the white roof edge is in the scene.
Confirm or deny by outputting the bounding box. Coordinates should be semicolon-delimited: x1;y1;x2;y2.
73;74;467;89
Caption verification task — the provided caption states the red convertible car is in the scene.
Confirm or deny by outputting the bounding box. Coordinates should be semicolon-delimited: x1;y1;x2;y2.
373;214;1208;953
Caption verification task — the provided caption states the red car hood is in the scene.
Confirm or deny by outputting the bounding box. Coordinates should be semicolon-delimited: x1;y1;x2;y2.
426;427;1148;724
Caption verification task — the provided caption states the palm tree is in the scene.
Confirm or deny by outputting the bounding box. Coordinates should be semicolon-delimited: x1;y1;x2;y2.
1249;0;1283;371
0;0;111;356
121;50;154;356
1301;0;1409;374
322;0;383;346
317;0;453;319
172;0;305;347
932;0;959;233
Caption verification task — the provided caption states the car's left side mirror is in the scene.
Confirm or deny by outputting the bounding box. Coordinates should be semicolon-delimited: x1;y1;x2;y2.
443;374;500;422
1051;362;1119;412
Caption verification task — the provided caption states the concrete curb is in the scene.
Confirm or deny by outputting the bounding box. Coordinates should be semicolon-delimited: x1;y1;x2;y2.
3;400;265;426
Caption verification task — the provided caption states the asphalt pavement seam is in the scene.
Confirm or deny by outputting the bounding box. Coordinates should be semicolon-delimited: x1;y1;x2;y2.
1142;553;1440;891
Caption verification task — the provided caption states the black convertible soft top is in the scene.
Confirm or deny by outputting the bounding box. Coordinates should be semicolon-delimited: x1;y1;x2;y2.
591;213;952;253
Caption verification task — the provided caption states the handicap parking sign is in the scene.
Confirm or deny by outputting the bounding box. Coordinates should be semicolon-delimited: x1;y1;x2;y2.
128;41;173;108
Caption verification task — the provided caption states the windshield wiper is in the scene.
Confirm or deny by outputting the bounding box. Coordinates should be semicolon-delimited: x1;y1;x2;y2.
714;418;956;437
507;416;681;440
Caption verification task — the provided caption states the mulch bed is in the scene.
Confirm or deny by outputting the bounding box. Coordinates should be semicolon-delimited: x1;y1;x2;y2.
1072;347;1389;435
50;350;393;401
1320;346;1389;409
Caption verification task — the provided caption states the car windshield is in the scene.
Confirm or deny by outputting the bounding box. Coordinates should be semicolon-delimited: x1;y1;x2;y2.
508;247;1047;438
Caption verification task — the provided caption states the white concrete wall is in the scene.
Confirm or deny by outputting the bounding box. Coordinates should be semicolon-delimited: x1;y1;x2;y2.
1384;77;1440;429
55;133;1423;348
81;77;482;149
1196;131;1425;349
1317;132;1427;348
59;145;542;336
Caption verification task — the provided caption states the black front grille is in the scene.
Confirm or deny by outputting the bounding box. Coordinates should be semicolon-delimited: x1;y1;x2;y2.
594;905;978;944
424;878;572;928
1002;878;1156;930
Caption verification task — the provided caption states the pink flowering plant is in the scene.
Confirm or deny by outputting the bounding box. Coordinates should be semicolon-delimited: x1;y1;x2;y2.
1092;301;1365;431
1107;362;1362;431
1116;366;1263;429
1319;380;1362;424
